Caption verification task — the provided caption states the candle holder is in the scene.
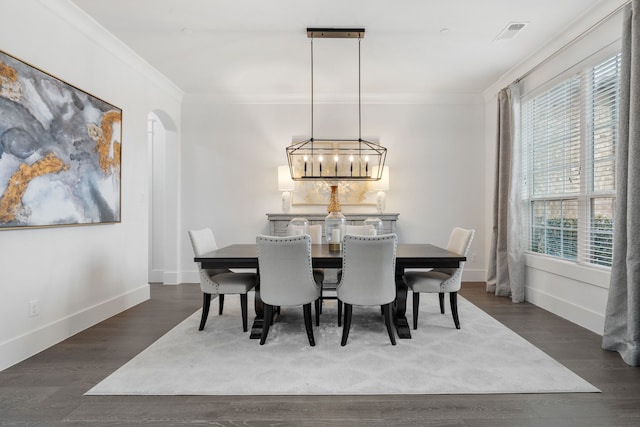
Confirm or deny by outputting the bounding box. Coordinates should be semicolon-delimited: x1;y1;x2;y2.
364;217;383;236
325;185;346;252
287;217;309;236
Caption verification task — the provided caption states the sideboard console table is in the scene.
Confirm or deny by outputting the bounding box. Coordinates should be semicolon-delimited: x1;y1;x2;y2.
266;212;399;239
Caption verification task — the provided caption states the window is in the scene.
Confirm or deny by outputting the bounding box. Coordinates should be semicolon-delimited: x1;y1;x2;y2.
521;53;620;267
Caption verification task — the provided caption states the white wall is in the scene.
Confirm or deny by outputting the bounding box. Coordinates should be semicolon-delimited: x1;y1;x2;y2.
180;95;487;283
0;0;183;371
482;0;627;335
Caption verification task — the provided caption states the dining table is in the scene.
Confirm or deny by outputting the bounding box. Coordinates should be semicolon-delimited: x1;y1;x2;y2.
195;243;466;339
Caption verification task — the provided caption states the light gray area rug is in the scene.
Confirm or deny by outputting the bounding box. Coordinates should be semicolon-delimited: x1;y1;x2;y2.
86;294;599;395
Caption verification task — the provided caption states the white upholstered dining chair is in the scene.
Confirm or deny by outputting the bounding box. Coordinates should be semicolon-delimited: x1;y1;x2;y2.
345;225;366;235
286;222;324;325
403;227;474;330
256;234;322;346
331;224;376;325
337;233;398;346
188;228;258;332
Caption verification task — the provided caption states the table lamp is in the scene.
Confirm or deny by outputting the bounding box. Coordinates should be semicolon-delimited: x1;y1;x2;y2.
278;165;295;213
370;166;389;213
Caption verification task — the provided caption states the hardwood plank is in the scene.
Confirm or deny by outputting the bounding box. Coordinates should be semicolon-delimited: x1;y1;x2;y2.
0;282;638;427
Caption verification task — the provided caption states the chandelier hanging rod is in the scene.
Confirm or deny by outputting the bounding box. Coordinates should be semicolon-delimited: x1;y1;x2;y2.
307;28;366;143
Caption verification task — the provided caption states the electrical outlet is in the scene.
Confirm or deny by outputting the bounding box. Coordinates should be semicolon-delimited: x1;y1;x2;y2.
28;300;39;317
470;253;478;262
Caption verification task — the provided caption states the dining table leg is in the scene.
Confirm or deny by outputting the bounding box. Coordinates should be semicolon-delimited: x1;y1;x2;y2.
249;279;265;339
394;268;412;339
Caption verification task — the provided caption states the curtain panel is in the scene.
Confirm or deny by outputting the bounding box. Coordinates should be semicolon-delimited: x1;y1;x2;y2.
602;0;640;367
487;83;525;303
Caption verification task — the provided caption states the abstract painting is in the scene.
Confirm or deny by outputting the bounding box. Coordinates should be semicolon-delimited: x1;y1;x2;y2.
0;50;121;229
293;180;376;206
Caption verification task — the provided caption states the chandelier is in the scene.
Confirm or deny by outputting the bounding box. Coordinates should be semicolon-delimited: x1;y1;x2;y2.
286;28;387;181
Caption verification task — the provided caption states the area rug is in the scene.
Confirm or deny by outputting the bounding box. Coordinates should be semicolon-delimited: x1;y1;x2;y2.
86;295;599;395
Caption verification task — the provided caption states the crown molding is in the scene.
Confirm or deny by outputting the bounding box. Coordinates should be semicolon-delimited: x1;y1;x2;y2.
40;0;184;103
185;92;484;106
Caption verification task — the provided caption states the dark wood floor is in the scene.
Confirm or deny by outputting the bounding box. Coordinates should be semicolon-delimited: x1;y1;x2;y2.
1;282;639;427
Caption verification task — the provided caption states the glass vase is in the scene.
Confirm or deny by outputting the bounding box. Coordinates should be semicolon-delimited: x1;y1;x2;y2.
325;185;346;252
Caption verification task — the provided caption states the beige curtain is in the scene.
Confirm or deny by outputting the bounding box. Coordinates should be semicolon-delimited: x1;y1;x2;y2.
487;83;525;303
602;0;640;367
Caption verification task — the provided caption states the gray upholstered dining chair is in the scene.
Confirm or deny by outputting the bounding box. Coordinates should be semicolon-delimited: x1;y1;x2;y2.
188;228;258;332
345;225;368;235
336;233;398;346
403;227;475;330
331;224;376;326
286;222;324;326
256;234;322;346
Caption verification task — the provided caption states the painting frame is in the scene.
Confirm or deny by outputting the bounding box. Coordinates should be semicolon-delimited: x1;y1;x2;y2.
292;180;376;206
0;49;122;230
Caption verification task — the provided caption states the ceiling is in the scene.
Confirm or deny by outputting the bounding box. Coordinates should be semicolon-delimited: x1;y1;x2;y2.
70;0;616;98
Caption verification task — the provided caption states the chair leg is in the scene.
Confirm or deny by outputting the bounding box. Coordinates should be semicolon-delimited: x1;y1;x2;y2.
439;292;445;314
412;292;420;330
260;304;273;345
383;303;396;345
219;294;225;315
338;300;343;327
319;285;324;314
240;293;248;332
341;303;353;346
450;292;460;329
315;298;320;327
199;293;212;331
303;303;316;346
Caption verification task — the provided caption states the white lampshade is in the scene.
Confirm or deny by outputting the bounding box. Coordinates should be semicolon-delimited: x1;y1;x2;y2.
278;165;295;191
370;166;390;191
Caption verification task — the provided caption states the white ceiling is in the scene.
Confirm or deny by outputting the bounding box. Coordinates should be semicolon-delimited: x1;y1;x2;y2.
70;0;619;98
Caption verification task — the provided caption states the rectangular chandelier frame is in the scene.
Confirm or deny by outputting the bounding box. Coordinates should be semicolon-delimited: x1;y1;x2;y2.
287;138;386;181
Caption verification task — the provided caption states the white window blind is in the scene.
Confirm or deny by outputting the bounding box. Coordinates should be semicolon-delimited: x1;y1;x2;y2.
521;52;620;267
587;54;620;266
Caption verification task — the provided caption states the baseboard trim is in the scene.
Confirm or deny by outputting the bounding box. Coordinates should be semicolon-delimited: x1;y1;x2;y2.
148;269;164;283
162;271;181;285
0;284;150;372
463;268;486;282
526;286;605;335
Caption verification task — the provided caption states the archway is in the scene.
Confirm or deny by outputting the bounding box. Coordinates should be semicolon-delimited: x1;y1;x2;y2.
147;110;180;284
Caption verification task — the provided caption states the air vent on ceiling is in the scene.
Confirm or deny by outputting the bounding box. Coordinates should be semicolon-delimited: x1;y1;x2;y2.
495;22;529;41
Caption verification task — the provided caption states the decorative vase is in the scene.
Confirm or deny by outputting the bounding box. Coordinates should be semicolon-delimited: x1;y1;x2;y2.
325;185;346;252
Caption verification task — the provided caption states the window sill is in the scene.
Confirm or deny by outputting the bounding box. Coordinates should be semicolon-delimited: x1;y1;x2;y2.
524;253;611;289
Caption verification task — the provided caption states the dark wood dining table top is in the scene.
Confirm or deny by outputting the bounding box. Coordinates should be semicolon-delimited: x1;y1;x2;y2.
195;243;465;270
